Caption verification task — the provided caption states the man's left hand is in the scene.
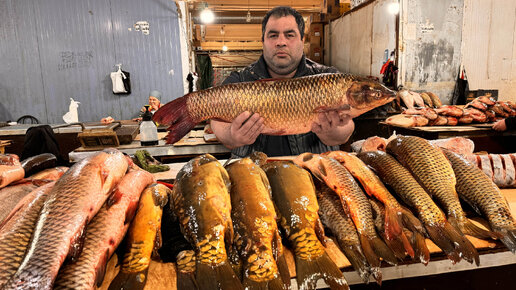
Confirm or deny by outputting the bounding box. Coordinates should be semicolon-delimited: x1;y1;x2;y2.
311;110;354;146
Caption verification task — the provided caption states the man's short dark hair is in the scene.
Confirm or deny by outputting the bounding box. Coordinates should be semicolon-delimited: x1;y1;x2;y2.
261;6;305;41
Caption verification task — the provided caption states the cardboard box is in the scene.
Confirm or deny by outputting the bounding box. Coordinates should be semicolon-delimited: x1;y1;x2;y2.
340;3;351;14
309;44;322;62
309;23;323;38
322;0;343;20
309;12;327;24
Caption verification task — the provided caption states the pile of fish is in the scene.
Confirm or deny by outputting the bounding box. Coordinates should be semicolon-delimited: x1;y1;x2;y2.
0;149;169;290
387;93;516;127
352;136;516;189
169;136;516;289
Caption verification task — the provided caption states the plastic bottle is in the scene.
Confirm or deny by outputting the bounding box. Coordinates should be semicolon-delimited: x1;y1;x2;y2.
140;106;158;146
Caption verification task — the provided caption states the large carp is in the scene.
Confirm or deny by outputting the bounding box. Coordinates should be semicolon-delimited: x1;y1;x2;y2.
153;73;396;144
442;149;516;252
3;148;128;290
386;135;498;241
225;157;290;290
171;154;243;290
262;161;348;290
54;169;154;290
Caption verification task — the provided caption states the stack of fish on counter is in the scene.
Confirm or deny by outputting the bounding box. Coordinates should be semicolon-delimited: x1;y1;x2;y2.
0;149;170;290
352;136;516;189
166;135;516;289
387;89;516;127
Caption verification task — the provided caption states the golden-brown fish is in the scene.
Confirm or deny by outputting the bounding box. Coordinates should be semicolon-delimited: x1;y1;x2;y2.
153;73;396;144
171;154;243;290
442;149;516;251
226;158;290;289
357;150;479;265
107;183;169;290
386;135;497;241
293;153;398;268
315;182;378;284
323;151;426;261
263;161;349;290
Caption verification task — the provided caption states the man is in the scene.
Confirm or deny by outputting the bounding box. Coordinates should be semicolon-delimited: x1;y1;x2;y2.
210;6;354;157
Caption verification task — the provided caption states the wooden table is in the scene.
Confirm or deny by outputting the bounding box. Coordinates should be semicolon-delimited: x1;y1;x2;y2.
68;130;231;163
96;162;516;289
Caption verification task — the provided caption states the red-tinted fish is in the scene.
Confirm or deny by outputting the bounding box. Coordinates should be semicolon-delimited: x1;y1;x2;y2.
3;149;128;290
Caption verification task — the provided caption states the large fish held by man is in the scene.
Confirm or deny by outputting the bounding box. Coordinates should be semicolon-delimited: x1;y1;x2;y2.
153;73;396;144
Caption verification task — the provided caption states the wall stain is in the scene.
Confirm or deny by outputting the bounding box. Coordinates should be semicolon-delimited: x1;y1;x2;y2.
414;39;454;84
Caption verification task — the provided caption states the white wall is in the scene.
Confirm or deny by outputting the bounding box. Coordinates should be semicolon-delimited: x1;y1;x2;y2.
325;0;397;79
461;0;516;101
400;0;464;105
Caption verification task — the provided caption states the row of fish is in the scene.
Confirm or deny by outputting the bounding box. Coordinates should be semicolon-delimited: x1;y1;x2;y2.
170;135;516;289
397;89;443;110
0;149;170;290
386;95;516;128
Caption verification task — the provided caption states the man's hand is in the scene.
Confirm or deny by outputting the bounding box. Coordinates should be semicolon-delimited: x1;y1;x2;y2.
493;119;507;131
210;111;265;149
311;110;354;146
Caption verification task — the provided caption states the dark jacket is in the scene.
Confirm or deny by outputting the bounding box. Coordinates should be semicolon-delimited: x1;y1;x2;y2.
222;55;340;158
505;116;516;130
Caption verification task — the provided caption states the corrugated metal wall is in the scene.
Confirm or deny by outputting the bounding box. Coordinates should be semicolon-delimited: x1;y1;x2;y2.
399;0;463;104
461;0;516;101
325;0;396;79
0;0;184;123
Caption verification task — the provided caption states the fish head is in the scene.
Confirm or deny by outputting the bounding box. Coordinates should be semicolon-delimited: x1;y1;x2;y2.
346;79;396;109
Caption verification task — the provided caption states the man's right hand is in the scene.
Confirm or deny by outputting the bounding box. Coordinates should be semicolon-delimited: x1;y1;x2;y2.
210;111;265;149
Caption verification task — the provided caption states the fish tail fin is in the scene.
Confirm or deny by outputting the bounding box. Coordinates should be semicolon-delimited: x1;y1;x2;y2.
384;206;414;259
196;261;243;290
339;244;373;284
295;252;349;290
107;269;149;290
411;231;430;265
151;96;197;144
276;254;292;289
494;226;516;253
359;234;398;266
450;215;499;240
177;272;199;290
425;220;480;266
243;276;285;290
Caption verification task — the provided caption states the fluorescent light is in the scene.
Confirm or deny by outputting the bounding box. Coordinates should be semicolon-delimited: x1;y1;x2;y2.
200;8;214;24
388;2;400;14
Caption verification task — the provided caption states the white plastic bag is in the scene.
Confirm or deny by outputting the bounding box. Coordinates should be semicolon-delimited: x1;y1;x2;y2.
111;65;128;94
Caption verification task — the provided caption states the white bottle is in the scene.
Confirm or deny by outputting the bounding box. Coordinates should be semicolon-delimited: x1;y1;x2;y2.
140;106;158;146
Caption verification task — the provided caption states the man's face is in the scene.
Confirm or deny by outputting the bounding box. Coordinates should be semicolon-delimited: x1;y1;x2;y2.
263;15;304;77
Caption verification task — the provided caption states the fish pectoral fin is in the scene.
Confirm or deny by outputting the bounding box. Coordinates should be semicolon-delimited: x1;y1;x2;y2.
124;199;139;224
68;224;87;263
95;250;110;287
107;188;123;208
315;218;328;247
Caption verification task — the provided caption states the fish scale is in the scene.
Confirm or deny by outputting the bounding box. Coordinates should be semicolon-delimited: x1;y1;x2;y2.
153;73;395;144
